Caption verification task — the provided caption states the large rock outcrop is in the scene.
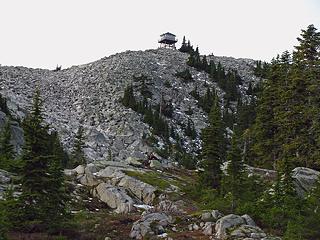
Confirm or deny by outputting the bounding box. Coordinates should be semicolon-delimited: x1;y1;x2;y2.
0;49;257;162
118;175;156;205
292;167;320;196
215;214;245;239
0;111;24;154
92;183;134;214
130;212;173;239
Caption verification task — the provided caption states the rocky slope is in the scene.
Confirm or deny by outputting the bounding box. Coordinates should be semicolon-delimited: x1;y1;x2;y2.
0;48;258;162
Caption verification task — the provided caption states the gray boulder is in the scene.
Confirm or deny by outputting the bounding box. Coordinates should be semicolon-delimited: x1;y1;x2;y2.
242;214;256;226
211;210;224;220
215;214;245;239
150;160;163;170
0;111;24;154
93;183;134;214
292;167;320;196
96;166;125;178
0;169;11;199
156;200;180;214
130;212;173;239
74;165;85;175
0;169;11;184
63;169;77;177
202;222;214;236
118;175;156;204
230;225;266;239
78;171;100;187
201;211;212;221
126;156;143;167
85;163;98;175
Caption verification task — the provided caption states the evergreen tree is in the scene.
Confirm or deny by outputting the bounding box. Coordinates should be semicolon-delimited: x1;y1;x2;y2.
222;133;245;211
199;96;225;189
201;55;209;72
301;176;320;239
294;24;320;64
71;125;86;167
122;84;136;110
0;120;15;170
179;36;189;53
185;119;197;139
250;56;282;169
175;69;193;83
209;60;217;79
17;89;69;231
49;131;69;168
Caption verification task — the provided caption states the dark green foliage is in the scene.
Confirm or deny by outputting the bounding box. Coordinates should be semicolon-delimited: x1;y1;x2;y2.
187;47;202;69
184;43;242;107
294;24;320;63
174;151;197;170
299;177;320;239
122;84;136;110
152;110;169;140
235;98;257;134
0;187;16;240
179;36;194;54
0;201;8;239
71;125;86;167
185;106;193;115
0;120;15;171
50;131;69;168
122;83;170;140
17;89;70;232
175;69;193;83
189;85;200;100
158;99;174;118
163;80;171;88
249;25;320;169
253;60;270;78
184;119;197;139
199;97;225;189
198;87;215;113
134;75;153;99
222;134;246;211
246;82;253;95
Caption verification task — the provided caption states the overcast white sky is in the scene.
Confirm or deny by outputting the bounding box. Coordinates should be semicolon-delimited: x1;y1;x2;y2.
0;0;319;69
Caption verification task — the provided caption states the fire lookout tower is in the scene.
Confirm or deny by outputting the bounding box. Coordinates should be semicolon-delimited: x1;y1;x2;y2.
158;32;178;49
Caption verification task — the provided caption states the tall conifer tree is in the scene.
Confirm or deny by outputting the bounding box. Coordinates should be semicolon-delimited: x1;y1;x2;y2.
199;95;225;189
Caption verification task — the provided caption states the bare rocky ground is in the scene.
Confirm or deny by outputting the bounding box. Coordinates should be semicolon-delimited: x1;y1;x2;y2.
0;48;258;163
2;48;319;239
3;160;317;240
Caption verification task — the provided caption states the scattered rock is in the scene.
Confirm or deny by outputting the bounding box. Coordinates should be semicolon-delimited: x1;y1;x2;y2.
230;224;266;239
0;169;11;184
85;163;98;175
126;156;142;167
150;160;163;170
118;175;156;204
215;214;245;239
192;223;199;231
64;169;77;177
242;214;256;226
211;210;223;220
93;183;135;214
130;212;173;239
201;211;212;221
202;222;214;236
78;171;100;187
292;167;320;196
156;200;180;214
74;165;85;175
